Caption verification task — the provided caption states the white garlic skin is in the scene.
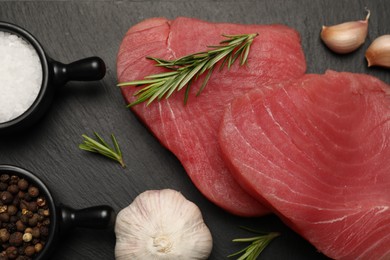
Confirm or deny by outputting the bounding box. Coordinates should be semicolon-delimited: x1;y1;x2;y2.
115;189;213;260
365;35;390;68
321;11;370;54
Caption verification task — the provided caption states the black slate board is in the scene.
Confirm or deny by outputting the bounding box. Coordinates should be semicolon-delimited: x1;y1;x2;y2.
0;1;389;259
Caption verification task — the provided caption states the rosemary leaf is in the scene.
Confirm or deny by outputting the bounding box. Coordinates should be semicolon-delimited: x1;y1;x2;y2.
177;60;207;91
94;132;110;147
153;77;177;101
241;45;251;65
79;132;126;168
117;78;163;86
144;71;179;79
227;53;235;70
111;134;122;157
78;144;95;153
204;48;232;71
147;57;171;66
147;79;174;105
165;72;188;99
184;78;193;104
80;135;112;154
197;66;215;96
219;51;233;71
228;228;279;260
118;33;258;106
226;36;248;46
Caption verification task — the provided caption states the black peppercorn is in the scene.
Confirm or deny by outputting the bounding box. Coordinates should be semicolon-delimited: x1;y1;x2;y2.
7;205;17;216
1;191;13;204
39;226;49;237
11;197;19;207
26;202;37;213
42;210;49;217
7;185;19;195
24;245;35;256
31;227;40;238
6;223;16;233
10;176;19;185
37;214;44;222
0;183;7;191
5;246;18;259
37;208;44;216
28;214;39;227
15;220;25;232
0;172;50;259
34;243;43;253
19;214;28;224
0;175;10;183
17;246;24;256
0;213;9;222
36;197;45;207
24;210;33;218
17;191;24;199
9;216;17;223
42;219;50;226
16;180;28;191
23;193;31;202
9;232;23;246
19;201;28;211
0;228;10;242
27;187;39;198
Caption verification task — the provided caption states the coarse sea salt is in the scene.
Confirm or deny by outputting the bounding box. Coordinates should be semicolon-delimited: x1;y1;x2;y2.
0;30;42;123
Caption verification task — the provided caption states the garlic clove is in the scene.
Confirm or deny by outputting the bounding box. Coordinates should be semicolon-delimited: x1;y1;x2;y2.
115;189;213;260
321;10;370;54
365;35;390;68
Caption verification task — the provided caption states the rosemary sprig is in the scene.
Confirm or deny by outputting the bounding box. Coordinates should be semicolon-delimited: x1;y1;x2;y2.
228;227;279;260
118;33;258;107
79;132;126;168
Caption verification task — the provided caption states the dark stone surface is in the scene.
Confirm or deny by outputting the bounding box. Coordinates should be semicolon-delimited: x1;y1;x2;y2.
0;1;389;259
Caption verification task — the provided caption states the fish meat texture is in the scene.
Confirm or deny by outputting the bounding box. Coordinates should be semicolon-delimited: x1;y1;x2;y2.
219;70;390;258
117;17;306;216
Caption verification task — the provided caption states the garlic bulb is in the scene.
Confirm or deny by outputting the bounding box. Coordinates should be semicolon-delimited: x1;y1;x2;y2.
365;35;390;68
115;189;213;260
321;10;370;54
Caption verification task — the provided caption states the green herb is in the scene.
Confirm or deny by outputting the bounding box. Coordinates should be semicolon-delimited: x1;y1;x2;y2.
118;33;258;107
79;132;125;168
228;227;279;260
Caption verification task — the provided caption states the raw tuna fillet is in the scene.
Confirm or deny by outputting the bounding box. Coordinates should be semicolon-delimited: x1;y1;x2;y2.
219;70;390;258
117;17;306;216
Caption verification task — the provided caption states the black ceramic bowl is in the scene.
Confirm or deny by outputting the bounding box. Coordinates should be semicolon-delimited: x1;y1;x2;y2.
0;165;115;260
0;21;106;135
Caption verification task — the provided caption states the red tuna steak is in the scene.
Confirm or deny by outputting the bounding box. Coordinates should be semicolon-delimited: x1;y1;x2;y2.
219;70;390;258
117;17;306;216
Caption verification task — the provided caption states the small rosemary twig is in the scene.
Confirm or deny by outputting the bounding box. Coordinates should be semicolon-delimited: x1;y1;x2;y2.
79;132;125;168
118;33;258;107
228;227;279;260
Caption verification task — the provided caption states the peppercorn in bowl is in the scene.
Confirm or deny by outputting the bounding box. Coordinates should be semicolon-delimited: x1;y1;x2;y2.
0;165;115;260
0;165;54;260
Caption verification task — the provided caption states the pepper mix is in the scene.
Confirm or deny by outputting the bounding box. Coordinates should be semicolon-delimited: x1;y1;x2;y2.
0;173;50;260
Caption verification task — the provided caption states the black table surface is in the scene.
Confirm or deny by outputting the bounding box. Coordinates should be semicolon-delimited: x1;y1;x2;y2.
1;1;389;259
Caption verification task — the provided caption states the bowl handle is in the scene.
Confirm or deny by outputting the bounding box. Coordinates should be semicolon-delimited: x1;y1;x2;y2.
51;57;106;86
58;204;115;233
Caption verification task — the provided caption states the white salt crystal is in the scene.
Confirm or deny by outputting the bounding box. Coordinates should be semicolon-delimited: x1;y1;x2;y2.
0;30;43;123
